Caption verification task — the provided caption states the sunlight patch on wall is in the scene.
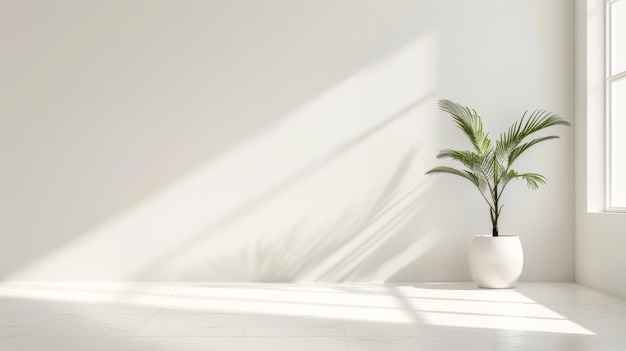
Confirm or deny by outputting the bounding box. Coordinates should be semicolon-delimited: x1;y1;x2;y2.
7;32;439;282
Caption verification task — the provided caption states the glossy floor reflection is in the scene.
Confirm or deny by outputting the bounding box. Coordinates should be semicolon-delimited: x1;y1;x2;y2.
0;283;624;350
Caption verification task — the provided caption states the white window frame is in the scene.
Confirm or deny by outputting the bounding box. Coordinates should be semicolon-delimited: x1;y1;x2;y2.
605;0;626;212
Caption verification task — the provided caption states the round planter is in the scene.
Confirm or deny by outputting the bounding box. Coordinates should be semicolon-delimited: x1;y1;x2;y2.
469;235;523;289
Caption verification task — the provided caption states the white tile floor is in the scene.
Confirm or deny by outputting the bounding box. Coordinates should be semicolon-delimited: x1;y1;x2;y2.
0;282;625;350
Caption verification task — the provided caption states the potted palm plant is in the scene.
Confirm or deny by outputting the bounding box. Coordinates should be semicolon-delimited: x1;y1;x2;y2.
426;99;570;288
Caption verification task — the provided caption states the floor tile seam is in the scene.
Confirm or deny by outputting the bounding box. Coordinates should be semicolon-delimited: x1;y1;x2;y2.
241;334;347;338
235;312;254;350
239;336;348;338
13;336;249;339
130;309;162;336
341;318;350;351
42;317;145;335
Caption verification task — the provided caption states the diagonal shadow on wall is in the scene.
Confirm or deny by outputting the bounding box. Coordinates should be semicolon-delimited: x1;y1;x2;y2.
174;147;430;282
131;97;432;281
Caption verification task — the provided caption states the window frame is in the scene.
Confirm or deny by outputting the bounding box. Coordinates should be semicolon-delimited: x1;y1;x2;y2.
605;0;626;212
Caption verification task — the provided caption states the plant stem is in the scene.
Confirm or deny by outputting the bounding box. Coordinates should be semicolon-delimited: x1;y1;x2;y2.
490;209;499;236
492;168;499;237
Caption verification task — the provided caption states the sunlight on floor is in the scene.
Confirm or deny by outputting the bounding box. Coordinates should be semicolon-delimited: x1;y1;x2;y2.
0;282;597;335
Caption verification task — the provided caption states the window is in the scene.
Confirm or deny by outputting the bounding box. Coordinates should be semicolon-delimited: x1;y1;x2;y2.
607;0;626;211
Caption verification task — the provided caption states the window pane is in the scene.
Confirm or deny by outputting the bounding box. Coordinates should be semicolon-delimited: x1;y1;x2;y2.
611;0;626;75
610;77;626;208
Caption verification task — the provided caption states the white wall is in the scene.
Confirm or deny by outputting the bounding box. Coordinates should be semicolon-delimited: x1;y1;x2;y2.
0;0;574;282
575;0;626;299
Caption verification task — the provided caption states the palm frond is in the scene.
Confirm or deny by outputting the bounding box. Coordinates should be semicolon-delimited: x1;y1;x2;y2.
479;150;497;183
491;151;506;184
496;110;570;164
438;99;491;155
507;135;560;165
437;149;483;169
501;170;547;190
436;149;501;192
425;166;480;188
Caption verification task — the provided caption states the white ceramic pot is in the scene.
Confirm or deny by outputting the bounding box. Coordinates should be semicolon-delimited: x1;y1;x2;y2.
469;235;523;289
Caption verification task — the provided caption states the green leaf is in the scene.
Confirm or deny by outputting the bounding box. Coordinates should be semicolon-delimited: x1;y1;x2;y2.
507;136;560;165
496;110;570;168
438;99;492;155
501;170;547;190
425;166;480;188
516;172;547;190
437;149;484;170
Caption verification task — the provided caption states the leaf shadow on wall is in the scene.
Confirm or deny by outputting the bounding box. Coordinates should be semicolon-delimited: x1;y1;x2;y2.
0;0;434;279
128;95;436;282
195;148;430;282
